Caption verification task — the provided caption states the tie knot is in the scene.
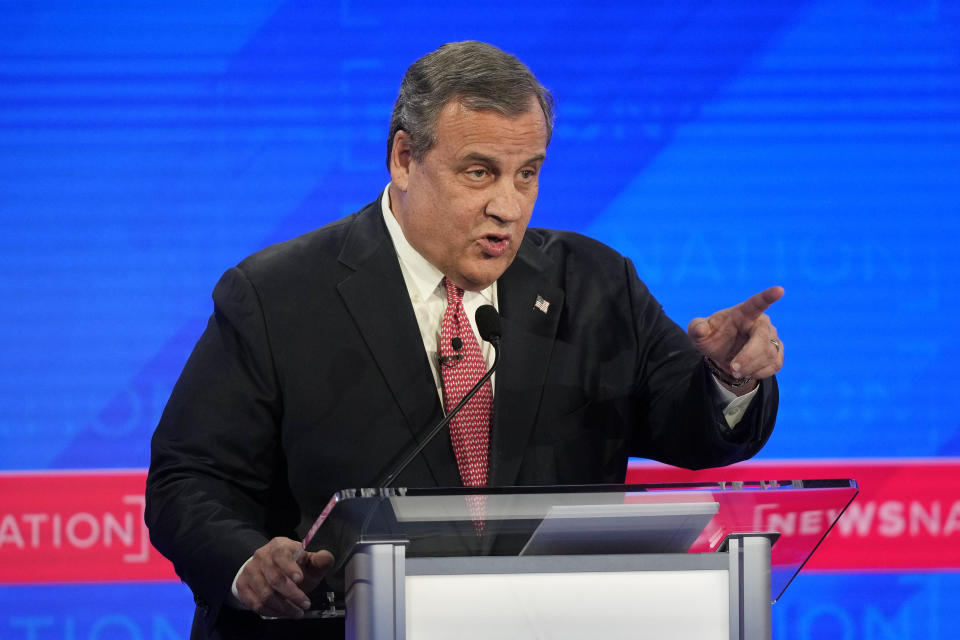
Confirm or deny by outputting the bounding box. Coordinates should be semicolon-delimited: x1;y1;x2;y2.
443;277;464;306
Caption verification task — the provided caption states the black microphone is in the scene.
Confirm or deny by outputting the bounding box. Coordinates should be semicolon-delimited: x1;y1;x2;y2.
475;304;502;344
378;305;502;488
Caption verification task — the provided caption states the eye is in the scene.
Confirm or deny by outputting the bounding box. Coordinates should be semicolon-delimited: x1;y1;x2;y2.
518;168;538;181
467;168;488;179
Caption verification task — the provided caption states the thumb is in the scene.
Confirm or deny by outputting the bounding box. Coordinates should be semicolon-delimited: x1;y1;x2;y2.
687;317;712;342
298;549;335;591
304;549;335;572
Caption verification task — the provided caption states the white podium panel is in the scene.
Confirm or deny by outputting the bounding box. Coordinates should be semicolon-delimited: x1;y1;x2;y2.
406;570;728;640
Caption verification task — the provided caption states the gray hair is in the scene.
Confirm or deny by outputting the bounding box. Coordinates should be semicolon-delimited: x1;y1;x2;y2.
386;41;555;169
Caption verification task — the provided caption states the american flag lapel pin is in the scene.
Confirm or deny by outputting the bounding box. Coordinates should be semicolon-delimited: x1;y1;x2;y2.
534;294;550;314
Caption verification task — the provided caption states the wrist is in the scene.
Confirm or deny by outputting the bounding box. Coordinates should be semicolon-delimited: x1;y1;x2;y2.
704;356;753;390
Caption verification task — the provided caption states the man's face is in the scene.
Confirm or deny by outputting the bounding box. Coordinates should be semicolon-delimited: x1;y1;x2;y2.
389;98;548;291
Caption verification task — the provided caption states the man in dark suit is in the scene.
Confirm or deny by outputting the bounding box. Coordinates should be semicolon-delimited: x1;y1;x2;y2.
146;41;783;638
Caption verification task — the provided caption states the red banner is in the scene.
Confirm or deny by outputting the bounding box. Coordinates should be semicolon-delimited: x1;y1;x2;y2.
0;470;176;584
2;459;958;584
627;458;960;570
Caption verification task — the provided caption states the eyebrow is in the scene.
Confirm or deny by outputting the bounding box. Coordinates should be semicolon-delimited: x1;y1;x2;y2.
462;152;547;166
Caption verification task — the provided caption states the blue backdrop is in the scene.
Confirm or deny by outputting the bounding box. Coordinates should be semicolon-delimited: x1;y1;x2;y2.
2;1;959;637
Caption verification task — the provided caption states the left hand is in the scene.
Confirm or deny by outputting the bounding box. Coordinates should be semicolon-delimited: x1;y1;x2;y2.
235;537;335;619
687;286;785;392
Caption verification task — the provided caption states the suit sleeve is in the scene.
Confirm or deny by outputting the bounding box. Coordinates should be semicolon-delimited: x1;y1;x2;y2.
624;258;778;469
145;266;292;624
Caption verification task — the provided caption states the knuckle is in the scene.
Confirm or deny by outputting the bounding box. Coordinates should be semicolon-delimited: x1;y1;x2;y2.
237;586;259;609
247;591;269;612
257;584;275;602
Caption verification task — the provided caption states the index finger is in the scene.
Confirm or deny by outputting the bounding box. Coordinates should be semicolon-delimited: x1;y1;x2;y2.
261;555;312;611
736;286;784;321
270;541;307;583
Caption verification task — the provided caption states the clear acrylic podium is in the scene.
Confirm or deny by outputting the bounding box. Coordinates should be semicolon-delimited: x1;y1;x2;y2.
301;480;857;640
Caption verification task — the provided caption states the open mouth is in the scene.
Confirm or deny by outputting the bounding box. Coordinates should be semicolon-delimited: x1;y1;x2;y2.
477;234;510;257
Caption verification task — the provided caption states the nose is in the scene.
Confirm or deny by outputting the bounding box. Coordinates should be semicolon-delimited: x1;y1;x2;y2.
485;179;525;224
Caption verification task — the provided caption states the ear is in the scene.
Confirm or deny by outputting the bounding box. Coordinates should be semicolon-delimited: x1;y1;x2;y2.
389;130;414;192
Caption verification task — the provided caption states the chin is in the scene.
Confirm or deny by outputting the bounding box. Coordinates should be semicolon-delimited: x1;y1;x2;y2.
452;253;516;291
464;268;509;291
457;277;496;292
451;270;490;291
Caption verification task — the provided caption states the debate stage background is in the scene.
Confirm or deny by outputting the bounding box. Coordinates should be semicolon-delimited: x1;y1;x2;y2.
2;1;960;638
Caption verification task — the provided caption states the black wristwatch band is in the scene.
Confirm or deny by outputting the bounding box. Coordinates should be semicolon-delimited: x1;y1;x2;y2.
704;356;753;388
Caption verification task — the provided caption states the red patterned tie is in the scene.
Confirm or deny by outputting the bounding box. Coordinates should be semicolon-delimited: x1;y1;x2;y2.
439;277;491;487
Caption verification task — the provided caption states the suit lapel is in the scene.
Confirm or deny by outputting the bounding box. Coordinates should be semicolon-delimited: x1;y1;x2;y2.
489;236;564;486
336;199;461;487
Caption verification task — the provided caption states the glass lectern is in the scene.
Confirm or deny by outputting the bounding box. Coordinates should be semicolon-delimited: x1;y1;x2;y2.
300;480;857;640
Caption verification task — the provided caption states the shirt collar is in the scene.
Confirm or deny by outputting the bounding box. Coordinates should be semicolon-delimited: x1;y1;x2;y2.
381;185;496;305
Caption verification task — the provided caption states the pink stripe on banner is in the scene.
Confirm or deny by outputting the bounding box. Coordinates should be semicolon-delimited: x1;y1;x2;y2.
627;458;960;570
2;460;958;583
0;470;177;584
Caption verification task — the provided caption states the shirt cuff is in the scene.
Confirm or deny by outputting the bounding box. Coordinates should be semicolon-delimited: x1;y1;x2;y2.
709;375;759;428
227;557;253;610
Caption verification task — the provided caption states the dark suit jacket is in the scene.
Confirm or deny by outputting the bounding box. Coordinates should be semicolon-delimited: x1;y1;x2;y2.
145;196;777;639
